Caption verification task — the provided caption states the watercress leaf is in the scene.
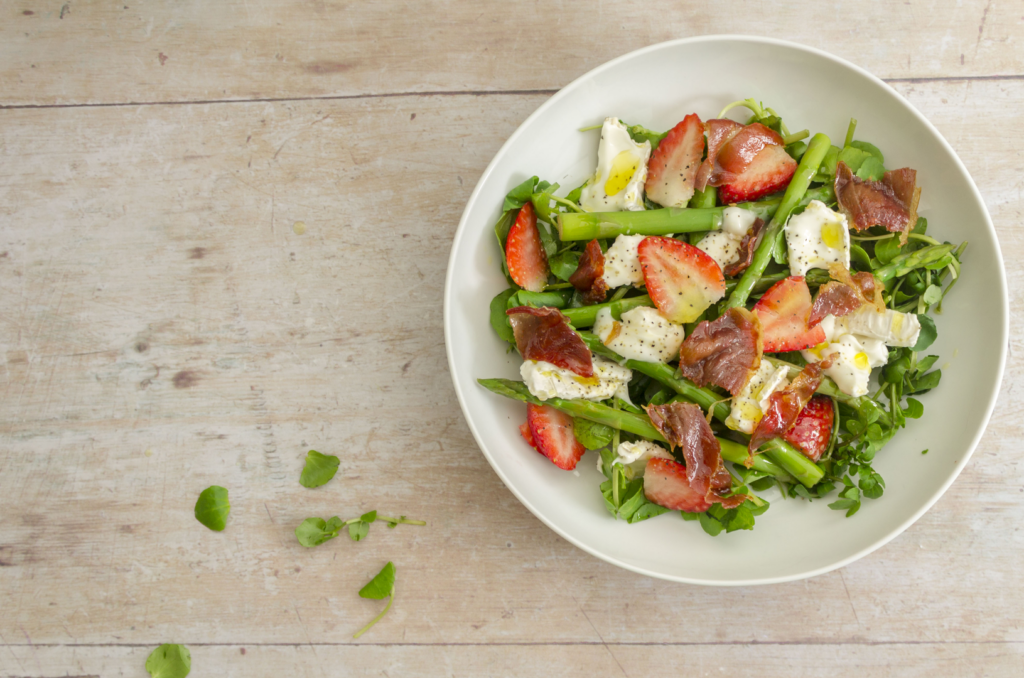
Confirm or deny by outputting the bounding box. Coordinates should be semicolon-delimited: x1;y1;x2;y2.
194;486;230;532
749;497;771;516
573;418;615;450
874;235;902;265
360;510;378;524
856;157;886;181
537;221;559;258
502;177;538;213
912;216;928;235
566;181;587;204
359;562;396;600
858;468;886;499
912;314;937;351
598;449;616;481
813;145;841;181
698;512;724;536
489;289;517;344
680;510;700;522
911;369;942;394
903;398;924;419
792;484;814;500
845;419;865;435
348;520;370;542
724;504;756;532
922;284;943;306
296;517;340;547
624;122;667;149
915;355;939;373
145;644;191;678
849;140;884;164
299;450;341;489
548;250;581;282
838;146;872;173
628;502;670;523
850;242;872;269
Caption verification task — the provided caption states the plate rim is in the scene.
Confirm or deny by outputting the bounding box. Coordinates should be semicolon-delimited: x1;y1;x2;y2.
442;34;1009;586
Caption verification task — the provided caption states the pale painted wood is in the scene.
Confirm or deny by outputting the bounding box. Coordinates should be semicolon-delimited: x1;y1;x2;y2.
2;643;1023;678
0;0;1021;107
1;2;1023;675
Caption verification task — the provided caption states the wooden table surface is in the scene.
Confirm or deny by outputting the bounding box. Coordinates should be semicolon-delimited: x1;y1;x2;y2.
1;2;1022;676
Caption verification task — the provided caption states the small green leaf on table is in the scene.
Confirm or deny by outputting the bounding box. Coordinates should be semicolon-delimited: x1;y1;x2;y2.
194;486;230;532
299;450;341;488
145;643;191;678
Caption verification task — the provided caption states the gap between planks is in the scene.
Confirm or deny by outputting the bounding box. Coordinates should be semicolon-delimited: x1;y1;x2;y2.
0;641;1020;648
1;74;1023;111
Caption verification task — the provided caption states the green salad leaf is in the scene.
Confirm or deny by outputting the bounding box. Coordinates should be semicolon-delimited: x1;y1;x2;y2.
299;450;340;489
194;486;230;532
353;562;397;639
145;644;191;678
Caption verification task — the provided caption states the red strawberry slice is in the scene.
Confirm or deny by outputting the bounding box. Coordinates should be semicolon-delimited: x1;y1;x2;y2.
524;403;585;471
644;113;705;208
718;145;797;204
643;458;712;513
752;276;826;352
505;202;548;292
783;395;834;462
638;237;725;324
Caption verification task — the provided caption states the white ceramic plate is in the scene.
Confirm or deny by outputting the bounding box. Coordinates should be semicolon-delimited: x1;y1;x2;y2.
443;36;1007;585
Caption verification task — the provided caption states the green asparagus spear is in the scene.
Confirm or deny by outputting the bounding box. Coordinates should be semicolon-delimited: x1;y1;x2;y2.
477;378;791;481
561;295;653;328
556;186;835;242
724;133;832;310
873;243;957;282
577;333;824;487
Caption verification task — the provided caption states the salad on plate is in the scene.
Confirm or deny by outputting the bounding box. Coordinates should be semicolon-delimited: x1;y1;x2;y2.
479;99;966;537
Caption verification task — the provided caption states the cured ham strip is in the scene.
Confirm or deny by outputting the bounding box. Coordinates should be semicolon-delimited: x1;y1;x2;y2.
723;217;765;277
808;263;885;327
747;361;831;460
678;307;763;396
834;162;921;244
568;239;608;304
694;118;744;192
506;306;594;377
645;402;746;509
714;123;785;177
643;458;747;512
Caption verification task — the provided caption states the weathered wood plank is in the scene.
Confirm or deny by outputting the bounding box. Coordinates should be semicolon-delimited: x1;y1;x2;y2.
0;0;1020;107
1;643;1022;677
0;79;1021;661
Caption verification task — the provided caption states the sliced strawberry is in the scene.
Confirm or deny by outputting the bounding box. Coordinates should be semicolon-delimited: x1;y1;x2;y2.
783;395;834;462
505;202;548;292
643;458;712;513
752;276;826;352
644;113;705;208
525;403;585;471
718;145;797;203
519;422;536;448
638;237;725;324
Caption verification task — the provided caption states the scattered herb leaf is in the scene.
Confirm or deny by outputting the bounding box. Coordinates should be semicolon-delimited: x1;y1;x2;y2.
299;450;341;489
194;486;230;532
353;562;397;639
145;644;191;678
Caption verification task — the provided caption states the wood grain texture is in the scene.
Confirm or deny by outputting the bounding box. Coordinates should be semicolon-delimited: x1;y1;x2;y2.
1;0;1022;107
1;2;1023;675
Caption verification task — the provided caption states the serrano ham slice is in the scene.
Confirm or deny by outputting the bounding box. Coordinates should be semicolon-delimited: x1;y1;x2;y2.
722;217;765;277
748;360;831;460
568;239;608;304
694;119;744;192
506;306;593;377
678;307;763;396
808;263;885;327
645;402;746;509
834;161;921;244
